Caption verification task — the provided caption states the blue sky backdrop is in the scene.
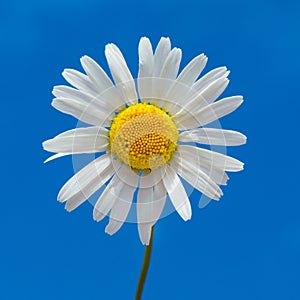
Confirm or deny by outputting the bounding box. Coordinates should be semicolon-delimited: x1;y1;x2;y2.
1;0;300;299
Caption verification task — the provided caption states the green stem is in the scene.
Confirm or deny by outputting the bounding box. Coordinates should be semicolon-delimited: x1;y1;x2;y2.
135;226;154;300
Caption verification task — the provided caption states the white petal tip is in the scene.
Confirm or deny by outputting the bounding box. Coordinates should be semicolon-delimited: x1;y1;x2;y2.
232;133;247;146
160;36;170;42
140;36;149;41
93;211;106;222
140;237;151;246
80;55;91;63
92;211;98;221
182;215;192;221
178;204;192;221
105;220;122;236
57;191;68;202
52;87;57;96
141;237;151;246
207;191;222;201
197;53;207;61
65;203;75;212
62;69;71;76
43;155;56;163
138;223;153;245
51;98;57;107
104;226;114;236
105;43;115;51
43;152;70;163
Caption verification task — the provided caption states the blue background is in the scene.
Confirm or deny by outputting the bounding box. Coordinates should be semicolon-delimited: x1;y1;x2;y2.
1;0;300;299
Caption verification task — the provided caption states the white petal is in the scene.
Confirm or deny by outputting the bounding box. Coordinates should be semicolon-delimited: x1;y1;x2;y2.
58;154;119;209
105;44;137;105
160;48;182;80
54;126;108;138
53;85;94;104
176;54;208;87
93;166;126;222
60;154;109;203
151;48;182;108
137;224;153;246
194;77;229;107
174;77;229;119
176;147;229;185
162;78;196;115
62;69;98;97
80;55;114;91
115;164;140;188
43;127;108;154
171;151;223;199
138;177;166;221
137;187;154;245
178;145;244;172
179;128;247;146
80;56;124;108
44;152;72;163
138;37;154;78
138;173;167;243
105;165;139;235
52;97;109;126
53;85;116;115
104;184;135;235
197;164;229;186
175;96;244;130
153;180;167;212
136;181;167;245
64;162;120;212
105;166;139;235
138;37;154;102
153;37;171;77
195;95;243;126
193;67;228;93
139;168;164;189
162;165;192;221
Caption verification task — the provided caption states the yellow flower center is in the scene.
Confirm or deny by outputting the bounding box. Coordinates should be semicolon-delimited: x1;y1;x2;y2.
109;103;179;171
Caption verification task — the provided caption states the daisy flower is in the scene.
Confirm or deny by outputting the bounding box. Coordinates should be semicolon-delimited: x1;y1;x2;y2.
43;37;246;245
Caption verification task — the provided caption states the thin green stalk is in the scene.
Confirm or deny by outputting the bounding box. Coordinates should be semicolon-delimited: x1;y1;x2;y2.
134;226;154;300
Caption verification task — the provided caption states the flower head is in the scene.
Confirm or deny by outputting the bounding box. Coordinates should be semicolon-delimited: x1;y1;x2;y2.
43;37;246;245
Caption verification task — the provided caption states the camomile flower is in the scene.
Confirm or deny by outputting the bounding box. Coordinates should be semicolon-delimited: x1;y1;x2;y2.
43;37;246;246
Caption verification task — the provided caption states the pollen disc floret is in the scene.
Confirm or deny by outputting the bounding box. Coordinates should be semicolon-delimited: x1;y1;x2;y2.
109;102;179;170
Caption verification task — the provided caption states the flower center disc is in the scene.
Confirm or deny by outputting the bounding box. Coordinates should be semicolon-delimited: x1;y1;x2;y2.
109;103;179;171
